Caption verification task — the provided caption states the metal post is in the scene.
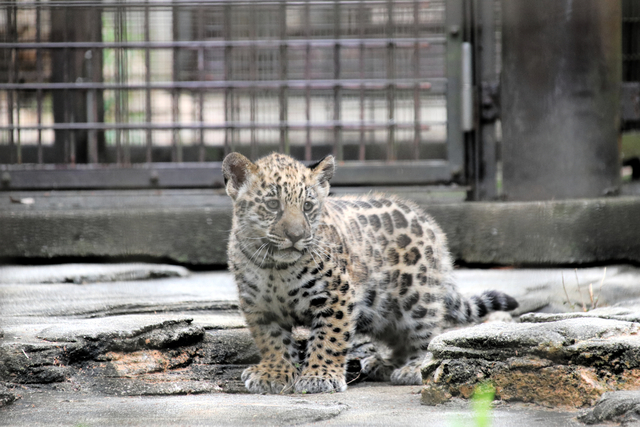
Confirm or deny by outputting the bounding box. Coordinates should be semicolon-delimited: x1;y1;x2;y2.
501;0;622;200
474;0;498;200
333;0;342;161
304;0;312;161
279;1;289;155
7;4;16;164
358;0;366;161
250;6;257;159
36;0;43;164
412;0;421;161
386;0;395;161
145;0;152;163
445;0;465;181
223;3;232;155
197;4;205;162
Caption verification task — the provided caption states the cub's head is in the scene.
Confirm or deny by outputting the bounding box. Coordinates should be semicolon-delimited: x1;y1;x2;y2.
222;152;335;267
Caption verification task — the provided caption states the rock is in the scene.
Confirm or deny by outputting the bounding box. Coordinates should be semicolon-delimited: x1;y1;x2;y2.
0;383;19;407
578;390;640;425
0;263;189;284
422;314;640;407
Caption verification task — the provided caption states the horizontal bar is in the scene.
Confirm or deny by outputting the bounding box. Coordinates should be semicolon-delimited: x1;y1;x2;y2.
0;160;453;190
0;0;436;8
0;120;443;131
0;78;445;92
0;37;444;50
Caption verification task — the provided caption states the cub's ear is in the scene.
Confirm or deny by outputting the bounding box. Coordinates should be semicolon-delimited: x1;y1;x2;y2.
222;153;257;200
308;155;335;187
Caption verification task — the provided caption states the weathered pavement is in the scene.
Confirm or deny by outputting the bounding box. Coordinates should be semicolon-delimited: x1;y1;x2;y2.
3;263;640;426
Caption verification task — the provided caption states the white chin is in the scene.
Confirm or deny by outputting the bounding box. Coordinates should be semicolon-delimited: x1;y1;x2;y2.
270;248;303;263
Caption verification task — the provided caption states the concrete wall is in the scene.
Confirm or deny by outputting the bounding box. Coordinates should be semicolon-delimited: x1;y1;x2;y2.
1;190;639;266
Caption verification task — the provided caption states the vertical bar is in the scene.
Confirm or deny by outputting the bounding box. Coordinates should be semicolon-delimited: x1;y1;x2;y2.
6;6;15;164
304;0;312;161
358;0;366;161
279;1;289;155
87;49;98;164
115;8;122;164
333;0;342;161
63;6;71;164
197;4;206;162
475;0;498;200
412;0;421;160
223;3;232;155
36;0;43;164
15;41;21;165
145;0;152;163
386;0;396;161
461;42;473;132
250;5;257;159
122;7;130;165
86;8;98;164
445;0;465;180
172;2;182;162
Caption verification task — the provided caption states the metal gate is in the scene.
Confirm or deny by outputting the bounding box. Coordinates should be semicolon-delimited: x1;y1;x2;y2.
0;0;492;192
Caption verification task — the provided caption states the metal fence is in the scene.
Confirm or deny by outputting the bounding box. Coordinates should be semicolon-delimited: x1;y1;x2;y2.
1;0;470;190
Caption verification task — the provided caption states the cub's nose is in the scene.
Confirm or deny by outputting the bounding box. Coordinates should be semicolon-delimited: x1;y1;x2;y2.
286;230;305;245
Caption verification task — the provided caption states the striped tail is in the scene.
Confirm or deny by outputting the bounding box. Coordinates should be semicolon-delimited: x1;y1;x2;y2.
445;290;519;325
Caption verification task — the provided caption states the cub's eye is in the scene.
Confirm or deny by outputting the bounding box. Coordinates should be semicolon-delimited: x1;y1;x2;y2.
303;201;314;212
265;199;280;210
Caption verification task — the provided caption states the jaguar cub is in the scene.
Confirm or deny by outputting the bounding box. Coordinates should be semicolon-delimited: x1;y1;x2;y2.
222;152;518;394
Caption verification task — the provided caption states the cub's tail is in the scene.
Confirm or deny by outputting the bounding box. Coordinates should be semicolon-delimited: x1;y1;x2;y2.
445;290;519;325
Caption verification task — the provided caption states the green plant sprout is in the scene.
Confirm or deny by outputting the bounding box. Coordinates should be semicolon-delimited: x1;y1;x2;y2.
450;381;496;427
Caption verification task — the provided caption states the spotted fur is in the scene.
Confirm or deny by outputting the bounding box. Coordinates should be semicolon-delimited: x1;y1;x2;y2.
222;152;518;394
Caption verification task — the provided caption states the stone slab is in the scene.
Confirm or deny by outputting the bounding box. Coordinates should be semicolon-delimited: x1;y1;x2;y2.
0;263;189;284
0;383;587;427
423;307;640;408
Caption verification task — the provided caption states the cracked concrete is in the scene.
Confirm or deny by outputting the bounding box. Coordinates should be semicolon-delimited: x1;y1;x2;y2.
3;263;640;425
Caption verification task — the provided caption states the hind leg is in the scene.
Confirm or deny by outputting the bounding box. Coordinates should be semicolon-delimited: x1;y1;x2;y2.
387;326;439;385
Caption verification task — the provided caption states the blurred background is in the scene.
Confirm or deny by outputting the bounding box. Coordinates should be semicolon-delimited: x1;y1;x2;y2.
1;0;640;266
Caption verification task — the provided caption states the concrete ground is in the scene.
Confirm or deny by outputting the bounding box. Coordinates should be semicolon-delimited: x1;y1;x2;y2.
3;263;640;426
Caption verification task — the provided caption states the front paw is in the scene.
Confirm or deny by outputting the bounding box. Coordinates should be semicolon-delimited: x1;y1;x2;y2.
294;370;347;394
241;363;297;394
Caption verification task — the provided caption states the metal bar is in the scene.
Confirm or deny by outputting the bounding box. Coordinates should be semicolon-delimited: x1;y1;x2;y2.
279;0;289;154
87;49;98;164
0;37;444;50
358;0;365;161
413;0;421;160
0;121;440;131
115;7;123;165
172;2;182;162
0;78;444;91
36;0;43;164
0;160;451;190
333;0;342;160
445;0;465;180
386;0;395;161
63;6;70;164
197;4;206;162
250;5;257;159
304;0;312;161
145;0;152;163
0;1;439;9
86;16;99;165
223;3;232;155
475;0;498;200
6;5;15;164
461;42;473;132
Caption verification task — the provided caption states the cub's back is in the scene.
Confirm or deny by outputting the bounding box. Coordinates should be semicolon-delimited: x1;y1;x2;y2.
319;194;453;334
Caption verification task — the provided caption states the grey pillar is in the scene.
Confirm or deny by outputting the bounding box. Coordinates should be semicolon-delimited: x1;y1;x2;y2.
501;0;621;201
